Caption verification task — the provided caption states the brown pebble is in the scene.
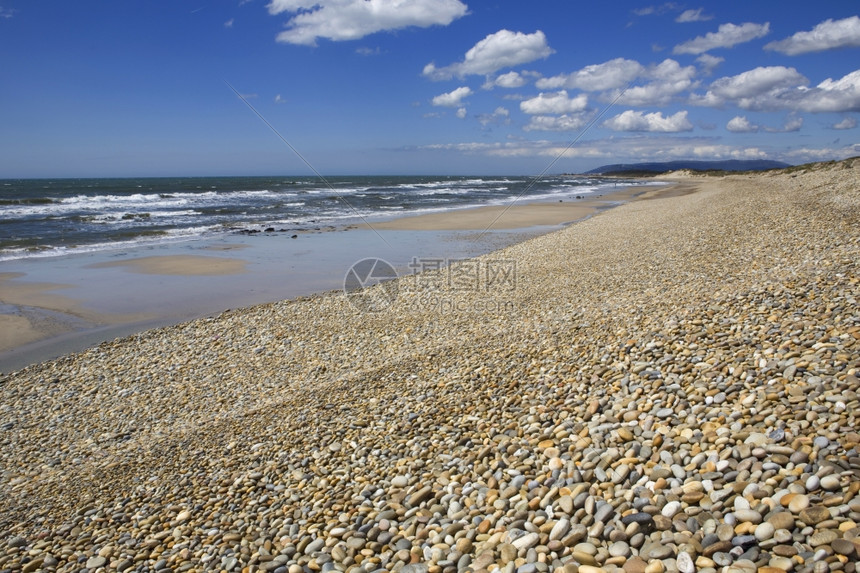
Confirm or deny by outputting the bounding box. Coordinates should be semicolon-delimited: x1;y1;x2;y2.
832;538;857;557
800;506;831;525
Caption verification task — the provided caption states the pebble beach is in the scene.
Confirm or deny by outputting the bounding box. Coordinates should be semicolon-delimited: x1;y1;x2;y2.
1;160;858;573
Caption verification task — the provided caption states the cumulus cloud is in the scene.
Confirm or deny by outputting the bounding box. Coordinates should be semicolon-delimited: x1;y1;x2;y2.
696;54;724;75
490;71;528;89
603;110;694;132
523;114;590;132
694;67;860;113
676;8;712;23
536;58;643;91
673;22;770;54
520;91;588;115
267;0;468;45
538;58;695;107
765;16;860;55
615;59;698;106
692;66;807;107
456;107;467;119
832;117;857;130
422;30;554;80
431;86;472;107
765;115;803;133
726;116;758;132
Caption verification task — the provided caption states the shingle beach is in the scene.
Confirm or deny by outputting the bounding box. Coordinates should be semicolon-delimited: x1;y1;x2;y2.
1;160;858;573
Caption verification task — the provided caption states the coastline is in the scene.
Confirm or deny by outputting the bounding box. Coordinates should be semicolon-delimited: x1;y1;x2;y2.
0;182;665;372
0;162;858;571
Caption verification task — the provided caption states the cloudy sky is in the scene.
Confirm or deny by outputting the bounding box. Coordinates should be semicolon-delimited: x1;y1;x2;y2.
1;1;859;176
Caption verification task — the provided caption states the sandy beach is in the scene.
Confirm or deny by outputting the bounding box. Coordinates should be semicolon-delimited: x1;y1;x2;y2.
0;162;858;573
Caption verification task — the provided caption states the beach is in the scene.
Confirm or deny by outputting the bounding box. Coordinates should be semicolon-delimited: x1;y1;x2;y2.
0;161;859;573
0;182;656;372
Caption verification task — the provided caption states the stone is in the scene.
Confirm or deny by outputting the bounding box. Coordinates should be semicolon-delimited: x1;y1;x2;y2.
767;512;795;531
754;522;775;541
788;494;810;513
820;475;840;491
799;506;831;525
86;556;107;569
676;551;695;573
832;538;857;556
809;529;838;547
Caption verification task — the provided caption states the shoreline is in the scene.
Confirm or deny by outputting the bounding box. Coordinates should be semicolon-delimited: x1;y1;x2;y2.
0;182;668;372
0;161;858;571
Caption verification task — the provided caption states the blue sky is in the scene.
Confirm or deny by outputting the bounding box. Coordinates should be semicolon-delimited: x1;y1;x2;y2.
1;1;859;177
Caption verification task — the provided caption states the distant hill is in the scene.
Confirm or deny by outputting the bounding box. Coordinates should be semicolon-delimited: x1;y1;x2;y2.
586;159;791;175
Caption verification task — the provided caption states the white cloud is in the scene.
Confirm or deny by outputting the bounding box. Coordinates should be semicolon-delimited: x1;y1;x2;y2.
224;18;234;28
696;54;724;75
492;71;528;89
694;67;860;113
537;58;643;91
726;116;758;132
520;91;588;115
456;107;467;119
766;115;803;133
274;94;286;104
673;22;770;55
633;4;682;17
477;107;511;126
420;135;774;163
422;30;554;80
615;59;697;106
431;86;472;107
523;114;590;132
692;66;807;108
676;8;712;23
0;6;17;18
603;110;694;132
356;46;382;56
538;58;696;107
765;16;860;55
832;117;857;130
267;0;468;45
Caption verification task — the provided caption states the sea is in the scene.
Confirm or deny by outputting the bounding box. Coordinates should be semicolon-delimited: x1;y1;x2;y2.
0;175;653;261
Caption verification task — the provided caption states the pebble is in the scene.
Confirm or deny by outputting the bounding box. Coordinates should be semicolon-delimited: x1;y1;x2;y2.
754;522;775;541
676;551;695;573
0;163;859;573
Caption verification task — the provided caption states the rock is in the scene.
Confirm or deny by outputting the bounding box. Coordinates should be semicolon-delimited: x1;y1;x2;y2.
86;556;107;569
623;557;647;573
754;522;775;541
767;512;795;530
609;541;630;558
820;475;840;491
661;501;681;518
512;532;540;551
809;529;839;547
734;509;762;524
408;486;434;506
787;494;810;513
621;512;653;527
799;506;831;525
676;551;695;573
391;475;409;488
832;538;857;557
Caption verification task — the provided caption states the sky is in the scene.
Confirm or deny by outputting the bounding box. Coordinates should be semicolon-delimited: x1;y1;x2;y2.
1;1;859;177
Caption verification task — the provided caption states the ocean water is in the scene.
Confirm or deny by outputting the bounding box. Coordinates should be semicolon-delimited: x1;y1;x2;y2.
0;175;650;261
